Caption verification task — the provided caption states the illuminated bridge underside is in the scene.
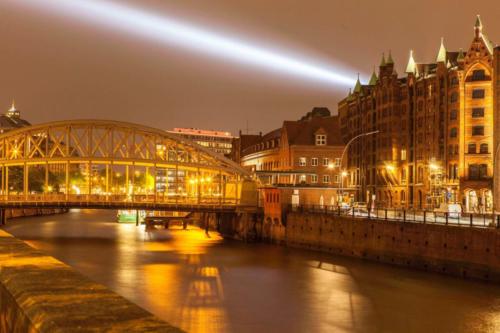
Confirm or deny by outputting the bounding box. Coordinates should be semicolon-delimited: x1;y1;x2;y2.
0;120;256;212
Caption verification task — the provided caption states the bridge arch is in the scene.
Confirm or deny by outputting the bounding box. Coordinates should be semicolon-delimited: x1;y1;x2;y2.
0;120;256;211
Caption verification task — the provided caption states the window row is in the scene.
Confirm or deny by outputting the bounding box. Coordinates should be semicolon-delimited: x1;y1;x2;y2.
467;143;489;154
299;174;339;184
298;157;341;167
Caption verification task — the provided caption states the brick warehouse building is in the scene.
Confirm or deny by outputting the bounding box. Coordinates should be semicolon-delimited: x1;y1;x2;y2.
339;16;500;212
232;108;346;224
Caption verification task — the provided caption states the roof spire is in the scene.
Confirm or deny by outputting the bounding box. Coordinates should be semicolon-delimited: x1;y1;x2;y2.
368;67;378;85
475;15;483;37
405;50;417;74
436;37;447;63
457;48;465;62
386;50;394;65
353;73;362;93
380;53;386;67
9;100;16;112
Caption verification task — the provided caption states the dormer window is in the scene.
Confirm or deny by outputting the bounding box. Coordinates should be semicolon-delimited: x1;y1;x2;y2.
315;134;327;146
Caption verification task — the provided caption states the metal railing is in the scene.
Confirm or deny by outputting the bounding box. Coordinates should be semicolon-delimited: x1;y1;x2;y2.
289;204;500;228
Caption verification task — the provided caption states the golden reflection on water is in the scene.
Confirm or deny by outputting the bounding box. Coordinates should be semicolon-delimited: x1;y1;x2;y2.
143;260;228;332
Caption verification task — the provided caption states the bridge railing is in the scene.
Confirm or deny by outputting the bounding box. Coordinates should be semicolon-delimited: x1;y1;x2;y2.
0;194;240;206
289;204;500;228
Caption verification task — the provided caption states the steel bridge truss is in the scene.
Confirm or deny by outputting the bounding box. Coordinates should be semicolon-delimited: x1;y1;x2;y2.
0;120;255;210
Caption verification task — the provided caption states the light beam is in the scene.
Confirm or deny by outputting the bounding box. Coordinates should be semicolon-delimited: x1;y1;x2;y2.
9;0;357;87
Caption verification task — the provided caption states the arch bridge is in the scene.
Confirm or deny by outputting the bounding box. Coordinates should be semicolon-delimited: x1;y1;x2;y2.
0;120;258;212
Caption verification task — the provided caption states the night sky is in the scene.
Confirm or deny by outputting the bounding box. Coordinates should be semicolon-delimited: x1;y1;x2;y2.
0;0;499;134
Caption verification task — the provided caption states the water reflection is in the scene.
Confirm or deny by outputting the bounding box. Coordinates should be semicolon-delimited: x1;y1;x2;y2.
3;209;500;333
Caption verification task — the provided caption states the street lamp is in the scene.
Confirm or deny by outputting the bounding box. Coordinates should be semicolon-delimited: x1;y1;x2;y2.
337;130;379;204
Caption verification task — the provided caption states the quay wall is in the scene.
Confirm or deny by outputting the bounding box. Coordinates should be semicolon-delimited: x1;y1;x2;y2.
225;212;500;282
5;207;68;219
0;229;183;333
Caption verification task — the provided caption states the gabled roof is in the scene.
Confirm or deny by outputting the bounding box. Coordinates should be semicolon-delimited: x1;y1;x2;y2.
283;116;343;146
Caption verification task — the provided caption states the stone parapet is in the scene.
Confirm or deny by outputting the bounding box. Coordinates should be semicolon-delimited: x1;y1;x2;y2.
0;229;183;332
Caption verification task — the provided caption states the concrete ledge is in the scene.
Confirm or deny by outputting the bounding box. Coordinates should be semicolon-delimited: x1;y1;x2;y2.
0;229;184;332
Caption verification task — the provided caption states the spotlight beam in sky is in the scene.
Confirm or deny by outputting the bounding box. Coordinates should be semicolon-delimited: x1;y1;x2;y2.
13;0;356;87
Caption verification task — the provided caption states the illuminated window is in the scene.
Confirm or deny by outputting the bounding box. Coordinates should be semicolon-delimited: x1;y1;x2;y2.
323;175;330;183
299;157;306;166
316;134;327;146
299;175;306;183
323;158;329;166
311;158;318;166
335;158;341;167
401;149;407;161
311;174;318;183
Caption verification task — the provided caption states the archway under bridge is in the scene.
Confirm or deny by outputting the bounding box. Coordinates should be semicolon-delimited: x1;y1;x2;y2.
0;120;258;213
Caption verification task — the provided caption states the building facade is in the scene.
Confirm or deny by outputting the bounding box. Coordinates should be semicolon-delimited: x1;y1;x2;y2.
168;128;234;156
233;108;347;223
339;16;499;212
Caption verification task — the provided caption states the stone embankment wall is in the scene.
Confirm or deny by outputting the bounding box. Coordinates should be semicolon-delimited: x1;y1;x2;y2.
0;229;183;333
256;212;500;282
5;208;68;219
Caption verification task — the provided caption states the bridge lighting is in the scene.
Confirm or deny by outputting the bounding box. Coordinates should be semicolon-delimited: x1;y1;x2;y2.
16;0;356;86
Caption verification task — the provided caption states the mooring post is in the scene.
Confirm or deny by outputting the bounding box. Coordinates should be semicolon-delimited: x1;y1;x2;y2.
136;210;139;227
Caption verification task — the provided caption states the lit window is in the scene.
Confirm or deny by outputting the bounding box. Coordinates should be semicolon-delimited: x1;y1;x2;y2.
311;158;318;166
299;175;306;183
299;157;306;166
334;158;341;167
401;149;407;161
316;134;327;146
323;175;331;183
323;158;329;166
311;174;318;183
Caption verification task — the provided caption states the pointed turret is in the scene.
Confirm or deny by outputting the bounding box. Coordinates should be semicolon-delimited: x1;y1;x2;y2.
436;37;447;63
353;74;362;94
457;48;465;62
380;53;386;67
368;69;378;85
475;14;483;38
386;50;394;65
405;50;417;74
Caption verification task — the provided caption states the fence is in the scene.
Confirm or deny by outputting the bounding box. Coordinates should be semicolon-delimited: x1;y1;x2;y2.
289;204;500;228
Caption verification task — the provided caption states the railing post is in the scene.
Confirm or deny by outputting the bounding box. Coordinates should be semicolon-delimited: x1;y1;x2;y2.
423;210;426;224
445;212;448;225
368;207;371;219
352;207;355;217
384;209;387;220
403;210;406;222
470;214;473;227
337;206;340;216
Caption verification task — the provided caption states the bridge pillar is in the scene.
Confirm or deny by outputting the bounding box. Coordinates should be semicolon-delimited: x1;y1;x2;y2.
0;209;6;226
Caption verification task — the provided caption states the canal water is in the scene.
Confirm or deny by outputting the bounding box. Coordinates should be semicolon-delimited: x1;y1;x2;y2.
3;209;500;333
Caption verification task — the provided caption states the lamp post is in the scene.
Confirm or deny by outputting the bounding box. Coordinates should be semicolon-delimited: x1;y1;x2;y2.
337;130;379;204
